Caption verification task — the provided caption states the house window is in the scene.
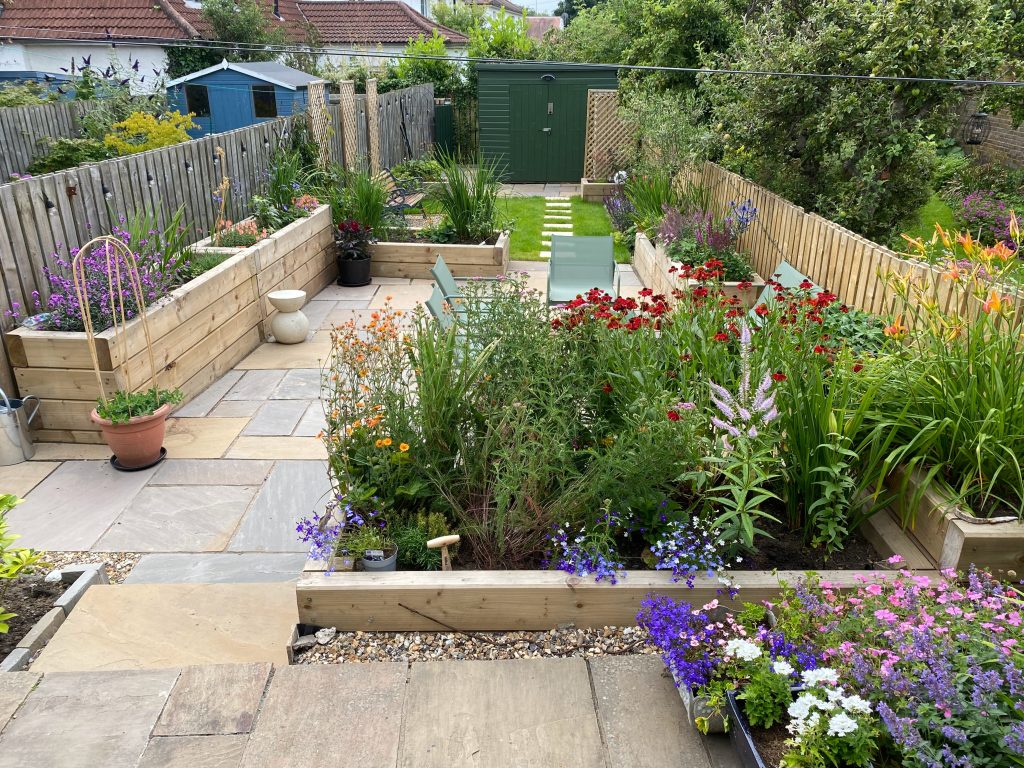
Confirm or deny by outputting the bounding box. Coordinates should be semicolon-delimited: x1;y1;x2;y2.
252;85;277;118
183;84;210;118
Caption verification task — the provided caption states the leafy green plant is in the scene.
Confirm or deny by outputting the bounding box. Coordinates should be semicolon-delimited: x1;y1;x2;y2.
0;494;48;634
429;151;506;242
341;523;395;558
393;512;450;570
95;388;182;424
123;205;193;282
103;111;195;155
624;172;679;233
737;666;792;729
182;250;231;282
27;137;109;175
0;80;55;107
391;155;444;185
329;167;397;236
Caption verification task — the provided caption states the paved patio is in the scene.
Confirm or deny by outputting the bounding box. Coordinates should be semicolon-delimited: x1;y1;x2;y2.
6;259;643;585
0;656;738;768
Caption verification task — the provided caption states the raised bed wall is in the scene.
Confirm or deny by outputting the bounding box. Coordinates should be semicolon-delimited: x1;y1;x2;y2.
369;232;510;280
7;206;334;443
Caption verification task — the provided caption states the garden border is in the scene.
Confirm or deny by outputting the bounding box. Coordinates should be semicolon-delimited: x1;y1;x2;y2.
0;564;107;672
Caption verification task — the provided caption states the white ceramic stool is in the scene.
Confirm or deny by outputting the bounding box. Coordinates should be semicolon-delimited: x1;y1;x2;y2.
268;289;309;344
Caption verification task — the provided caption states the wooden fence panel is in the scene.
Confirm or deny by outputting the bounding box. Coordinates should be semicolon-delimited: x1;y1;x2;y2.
0;101;89;181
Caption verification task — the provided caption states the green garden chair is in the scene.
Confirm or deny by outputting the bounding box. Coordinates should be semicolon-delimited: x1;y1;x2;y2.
547;236;617;305
425;285;455;331
431;256;461;302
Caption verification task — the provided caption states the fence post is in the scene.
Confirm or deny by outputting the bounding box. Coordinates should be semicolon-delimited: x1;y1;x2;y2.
366;78;381;173
306;80;333;169
338;80;359;171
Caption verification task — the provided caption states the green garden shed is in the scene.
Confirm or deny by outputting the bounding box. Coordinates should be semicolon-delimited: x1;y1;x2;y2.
477;64;618;182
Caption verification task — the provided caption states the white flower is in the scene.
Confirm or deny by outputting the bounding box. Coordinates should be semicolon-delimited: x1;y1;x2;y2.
772;660;794;676
841;694;872;715
724;638;762;661
788;693;818;721
826;712;859;737
801;667;839;687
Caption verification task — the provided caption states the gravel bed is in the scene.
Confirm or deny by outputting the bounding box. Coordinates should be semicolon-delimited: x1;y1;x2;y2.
42;551;140;584
296;625;656;664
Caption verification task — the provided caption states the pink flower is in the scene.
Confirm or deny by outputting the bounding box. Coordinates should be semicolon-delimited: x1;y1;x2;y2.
866;583;883;596
875;609;898;623
886;555;905;565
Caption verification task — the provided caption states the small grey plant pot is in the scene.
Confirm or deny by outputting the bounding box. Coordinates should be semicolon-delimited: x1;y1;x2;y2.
360;549;398;572
677;680;727;733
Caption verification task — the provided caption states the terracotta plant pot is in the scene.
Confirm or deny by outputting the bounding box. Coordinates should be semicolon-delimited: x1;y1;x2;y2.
90;402;172;469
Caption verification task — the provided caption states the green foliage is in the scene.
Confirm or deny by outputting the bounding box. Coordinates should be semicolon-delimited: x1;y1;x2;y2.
76;86;167;144
429;151;506;242
182;250;231;282
624;172;679;233
27;137;110;174
391;155;444;185
327;166;398;236
251;149;324;231
667;239;754;282
0;80;56;108
619;87;715;178
467;10;538;71
738;666;792;729
394;32;459;96
95;388;183;424
393;512;450;570
123;205;194;283
103;111;195;155
0;494;47;634
166;0;288;78
432;1;488;35
540;1;633;64
341;523;395;558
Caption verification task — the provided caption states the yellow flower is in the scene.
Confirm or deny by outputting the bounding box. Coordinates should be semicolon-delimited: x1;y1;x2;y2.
375;439;384;448
399;443;410;452
382;437;392;447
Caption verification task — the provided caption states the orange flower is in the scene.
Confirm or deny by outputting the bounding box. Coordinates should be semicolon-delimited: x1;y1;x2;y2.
943;265;962;282
883;314;907;340
399;443;409;452
986;241;1014;262
375;438;384;448
983;289;1009;315
1011;211;1020;240
382;437;392;447
956;231;976;256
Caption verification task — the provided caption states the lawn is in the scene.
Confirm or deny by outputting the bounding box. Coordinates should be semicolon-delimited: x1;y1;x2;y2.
571;198;631;263
892;192;956;249
499;196;547;260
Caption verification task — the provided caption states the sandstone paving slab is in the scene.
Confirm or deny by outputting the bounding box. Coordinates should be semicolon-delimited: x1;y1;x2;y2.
155;662;272;736
234;342;333;371
270;369;322;400
0;671;39;731
29;443;111;461
322;307;376;329
242;401;309;436
369;283;433;309
164;418;249;459
509;260;549;272
94;485;257;552
0;461;59;498
239;664;407;768
589;655;711;768
398;658;605;768
175;371;245;417
292;403;326;437
225;371;287;400
31;584;297;672
225;436;327;460
310;283;380;300
209;400;265;418
373;276;414;285
125;553;307;584
138;735;248;768
294;300;336;334
228;460;330;552
150;459;273;486
8;460;155;550
0;668;179;767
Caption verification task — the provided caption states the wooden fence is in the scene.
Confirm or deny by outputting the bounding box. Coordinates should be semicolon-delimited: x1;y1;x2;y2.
0;101;89;181
0;84;434;397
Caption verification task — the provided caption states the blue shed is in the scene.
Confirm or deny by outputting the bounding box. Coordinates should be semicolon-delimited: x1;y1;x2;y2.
167;61;319;137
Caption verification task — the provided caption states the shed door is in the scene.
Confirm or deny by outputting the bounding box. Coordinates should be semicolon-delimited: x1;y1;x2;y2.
509;77;588;183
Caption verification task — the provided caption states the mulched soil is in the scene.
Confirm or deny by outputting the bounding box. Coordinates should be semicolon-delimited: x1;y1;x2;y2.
739;518;881;571
750;717;792;767
0;577;68;659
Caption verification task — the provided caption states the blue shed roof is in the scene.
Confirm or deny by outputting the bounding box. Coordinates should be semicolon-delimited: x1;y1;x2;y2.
167;60;320;90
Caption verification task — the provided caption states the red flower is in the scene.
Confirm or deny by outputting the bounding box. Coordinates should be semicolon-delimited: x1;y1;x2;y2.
737;281;752;290
799;279;813;290
602;383;613;394
667;410;681;421
713;332;729;342
852;363;864;373
813;345;827;354
772;372;786;382
754;304;769;317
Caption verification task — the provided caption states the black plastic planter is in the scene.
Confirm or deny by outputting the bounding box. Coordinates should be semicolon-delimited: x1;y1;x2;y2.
337;257;371;287
725;690;769;768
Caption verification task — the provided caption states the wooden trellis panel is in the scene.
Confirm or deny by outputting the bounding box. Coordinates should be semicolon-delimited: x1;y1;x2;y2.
306;79;333;169
583;90;632;181
366;78;381;173
338;80;360;170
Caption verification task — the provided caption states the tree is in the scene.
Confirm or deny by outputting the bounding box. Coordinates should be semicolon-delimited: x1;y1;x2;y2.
554;0;603;24
166;0;289;78
432;1;488;35
539;0;634;64
698;0;1018;240
394;32;459;96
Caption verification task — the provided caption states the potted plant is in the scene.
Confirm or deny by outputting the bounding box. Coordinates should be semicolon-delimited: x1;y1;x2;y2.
342;523;397;572
336;219;374;287
90;387;182;470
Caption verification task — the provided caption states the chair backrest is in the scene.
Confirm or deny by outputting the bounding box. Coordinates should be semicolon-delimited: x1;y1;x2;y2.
426;285;454;330
550;236;615;291
430;255;462;301
752;260;822;308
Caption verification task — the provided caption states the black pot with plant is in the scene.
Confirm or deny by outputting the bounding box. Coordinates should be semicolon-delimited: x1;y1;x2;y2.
336;219;373;287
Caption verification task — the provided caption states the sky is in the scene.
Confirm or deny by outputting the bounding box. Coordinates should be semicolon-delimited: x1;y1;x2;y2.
523;0;563;14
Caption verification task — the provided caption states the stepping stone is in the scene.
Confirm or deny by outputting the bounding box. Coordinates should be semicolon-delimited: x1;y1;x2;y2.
7;461;156;551
539;251;551;260
399;658;605;768
546;201;571;207
239;665;407;768
0;461;58;498
138;735;248;768
235;341;333;371
270;369;322;400
545;222;573;229
228;460;331;552
589;656;712;768
242;400;309;437
95;485;257;553
154;662;271;736
544;196;570;200
542;231;574;238
544;215;572;221
125;553;308;584
32;583;297;672
175;371;244;417
293;403;326;437
0;668;180;765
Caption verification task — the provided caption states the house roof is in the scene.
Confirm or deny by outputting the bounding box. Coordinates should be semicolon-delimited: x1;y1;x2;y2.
525;16;561;42
0;0;193;41
166;59;321;88
168;0;309;43
297;1;467;45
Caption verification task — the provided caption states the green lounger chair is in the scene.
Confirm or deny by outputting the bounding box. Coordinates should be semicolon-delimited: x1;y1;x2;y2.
547;236;617;305
425;285;455;331
749;260;822;323
431;256;461;302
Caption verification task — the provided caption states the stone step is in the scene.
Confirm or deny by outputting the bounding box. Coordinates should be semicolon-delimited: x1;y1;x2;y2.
544;222;573;229
542;231;574;238
544;215;572;221
544;196;570;201
538;251;551;259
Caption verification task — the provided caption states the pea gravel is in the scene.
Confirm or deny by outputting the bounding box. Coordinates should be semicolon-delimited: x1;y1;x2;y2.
296;625;657;664
42;551;140;584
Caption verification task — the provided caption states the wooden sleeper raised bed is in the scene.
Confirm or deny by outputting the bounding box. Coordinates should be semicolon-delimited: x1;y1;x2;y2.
369;232;510;280
580;179;621;202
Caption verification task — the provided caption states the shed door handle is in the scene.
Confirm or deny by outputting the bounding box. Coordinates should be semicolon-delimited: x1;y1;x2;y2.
541;127;551;133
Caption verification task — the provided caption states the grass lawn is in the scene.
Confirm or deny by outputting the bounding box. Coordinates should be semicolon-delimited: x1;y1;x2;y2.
892;193;956;249
499;196;547;260
571;198;631;263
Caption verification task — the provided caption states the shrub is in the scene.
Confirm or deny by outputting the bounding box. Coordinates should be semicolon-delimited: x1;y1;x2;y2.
27;137;110;174
0;80;56;107
960;190;1017;248
95;388;183;423
213;220;268;248
0;494;47;634
429;151;506;242
103;110;195;155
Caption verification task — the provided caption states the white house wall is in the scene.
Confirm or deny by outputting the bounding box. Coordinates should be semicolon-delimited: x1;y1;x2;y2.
320;43;467;68
0;42;168;93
